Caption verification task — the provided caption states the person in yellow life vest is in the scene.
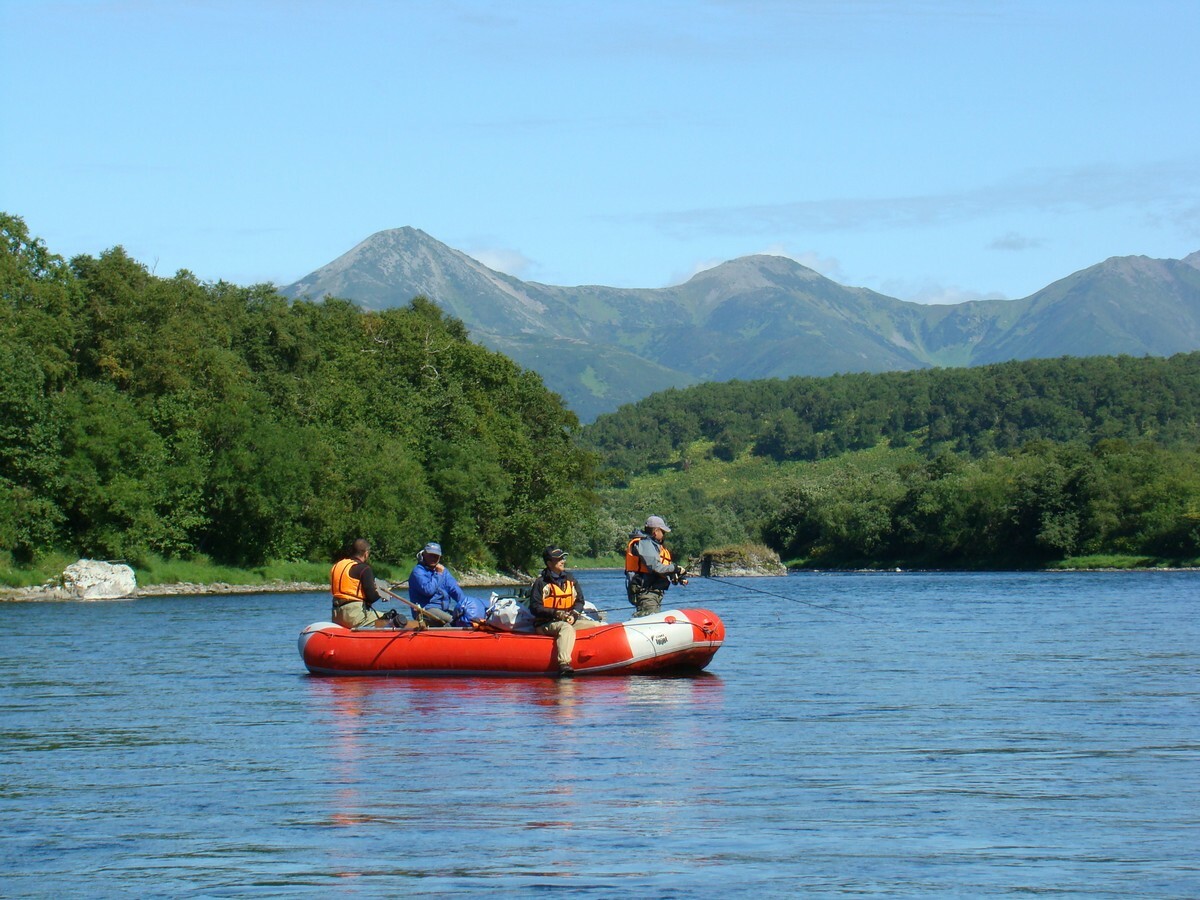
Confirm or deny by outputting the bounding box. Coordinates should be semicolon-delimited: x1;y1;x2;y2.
625;515;688;617
330;538;407;629
529;546;602;677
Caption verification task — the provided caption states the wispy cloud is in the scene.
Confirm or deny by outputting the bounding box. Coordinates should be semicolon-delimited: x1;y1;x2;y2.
469;245;536;278
989;231;1044;252
636;159;1200;237
897;283;1010;305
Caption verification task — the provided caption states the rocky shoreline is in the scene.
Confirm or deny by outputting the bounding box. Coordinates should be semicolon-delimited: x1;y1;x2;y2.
1;568;531;603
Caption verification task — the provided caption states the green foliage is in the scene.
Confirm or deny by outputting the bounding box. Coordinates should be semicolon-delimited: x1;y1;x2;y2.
581;350;1200;568
131;554;332;588
628;440;1200;569
0;214;599;572
0;549;78;588
583;354;1200;479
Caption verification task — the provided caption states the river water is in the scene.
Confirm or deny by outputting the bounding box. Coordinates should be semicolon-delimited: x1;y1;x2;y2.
1;570;1197;897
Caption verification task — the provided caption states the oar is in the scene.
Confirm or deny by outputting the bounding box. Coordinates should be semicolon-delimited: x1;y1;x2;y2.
377;583;453;626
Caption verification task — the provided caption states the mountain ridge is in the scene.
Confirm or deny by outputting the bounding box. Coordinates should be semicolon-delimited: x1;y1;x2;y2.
282;229;1200;421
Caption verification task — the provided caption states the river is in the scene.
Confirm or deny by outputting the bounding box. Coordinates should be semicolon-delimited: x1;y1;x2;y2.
1;570;1197;897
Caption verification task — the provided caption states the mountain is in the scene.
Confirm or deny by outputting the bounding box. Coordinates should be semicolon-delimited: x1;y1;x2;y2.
971;255;1200;364
282;229;1200;421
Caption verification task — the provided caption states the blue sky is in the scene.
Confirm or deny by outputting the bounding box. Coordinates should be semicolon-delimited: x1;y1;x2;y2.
3;0;1198;303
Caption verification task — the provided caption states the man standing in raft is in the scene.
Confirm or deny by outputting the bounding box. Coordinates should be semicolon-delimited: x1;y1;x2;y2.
529;546;601;677
331;538;406;629
625;515;688;617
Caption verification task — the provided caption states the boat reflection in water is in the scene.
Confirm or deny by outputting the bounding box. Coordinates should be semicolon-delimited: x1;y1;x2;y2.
305;669;726;856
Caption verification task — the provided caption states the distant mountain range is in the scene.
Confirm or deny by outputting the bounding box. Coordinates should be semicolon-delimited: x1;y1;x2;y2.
282;229;1200;422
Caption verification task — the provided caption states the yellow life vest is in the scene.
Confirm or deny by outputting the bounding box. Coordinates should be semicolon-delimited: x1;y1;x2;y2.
331;558;365;606
625;537;672;574
541;578;578;611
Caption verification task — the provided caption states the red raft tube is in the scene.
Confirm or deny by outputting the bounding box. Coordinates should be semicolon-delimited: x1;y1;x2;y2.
298;608;725;677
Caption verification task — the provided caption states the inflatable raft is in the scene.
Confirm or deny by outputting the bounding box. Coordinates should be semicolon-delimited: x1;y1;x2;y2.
298;608;725;677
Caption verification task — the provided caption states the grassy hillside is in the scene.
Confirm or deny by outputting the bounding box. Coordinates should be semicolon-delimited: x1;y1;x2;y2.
578;355;1200;569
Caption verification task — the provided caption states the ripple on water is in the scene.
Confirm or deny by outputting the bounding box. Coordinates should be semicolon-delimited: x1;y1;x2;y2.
1;572;1198;896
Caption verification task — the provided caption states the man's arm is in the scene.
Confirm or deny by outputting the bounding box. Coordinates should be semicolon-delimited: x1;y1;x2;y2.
527;577;554;621
408;571;436;607
355;562;383;605
444;571;468;606
570;575;586;615
636;538;677;575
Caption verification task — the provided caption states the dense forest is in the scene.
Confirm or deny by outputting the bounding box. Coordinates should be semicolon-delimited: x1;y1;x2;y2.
0;214;597;571
583;354;1200;476
5;211;1199;575
579;356;1200;567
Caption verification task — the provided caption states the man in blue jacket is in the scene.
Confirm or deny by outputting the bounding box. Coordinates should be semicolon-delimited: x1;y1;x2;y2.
407;542;486;628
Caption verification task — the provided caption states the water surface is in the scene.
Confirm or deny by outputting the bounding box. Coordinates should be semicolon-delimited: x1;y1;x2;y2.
2;571;1197;896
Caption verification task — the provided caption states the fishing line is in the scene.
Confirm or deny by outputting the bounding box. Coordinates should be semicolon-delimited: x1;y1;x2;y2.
699;574;875;621
587;574;874;622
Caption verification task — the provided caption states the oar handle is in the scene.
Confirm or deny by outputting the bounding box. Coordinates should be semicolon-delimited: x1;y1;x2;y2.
378;585;453;625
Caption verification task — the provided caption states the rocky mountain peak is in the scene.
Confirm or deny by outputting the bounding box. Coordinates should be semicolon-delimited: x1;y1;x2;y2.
687;254;819;287
283;233;1200;421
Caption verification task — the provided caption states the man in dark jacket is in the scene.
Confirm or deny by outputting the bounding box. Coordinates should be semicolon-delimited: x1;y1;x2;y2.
529;546;601;676
624;515;688;617
330;538;407;629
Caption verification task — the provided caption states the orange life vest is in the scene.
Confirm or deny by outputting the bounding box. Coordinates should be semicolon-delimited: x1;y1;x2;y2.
625;537;672;574
541;578;578;611
331;558;365;606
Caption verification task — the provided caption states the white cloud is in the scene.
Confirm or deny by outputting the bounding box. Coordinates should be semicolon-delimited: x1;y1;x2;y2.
989;231;1044;251
468;246;536;278
879;277;1009;305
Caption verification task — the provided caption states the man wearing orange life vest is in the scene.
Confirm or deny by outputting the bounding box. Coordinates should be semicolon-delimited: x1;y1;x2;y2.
529;546;601;677
625;515;688;617
330;538;406;629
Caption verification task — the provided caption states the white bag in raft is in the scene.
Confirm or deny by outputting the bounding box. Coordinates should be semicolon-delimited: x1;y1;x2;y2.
485;594;535;632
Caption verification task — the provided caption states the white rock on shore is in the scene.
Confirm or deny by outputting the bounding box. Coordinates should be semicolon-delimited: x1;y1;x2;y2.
63;559;138;600
2;563;531;603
